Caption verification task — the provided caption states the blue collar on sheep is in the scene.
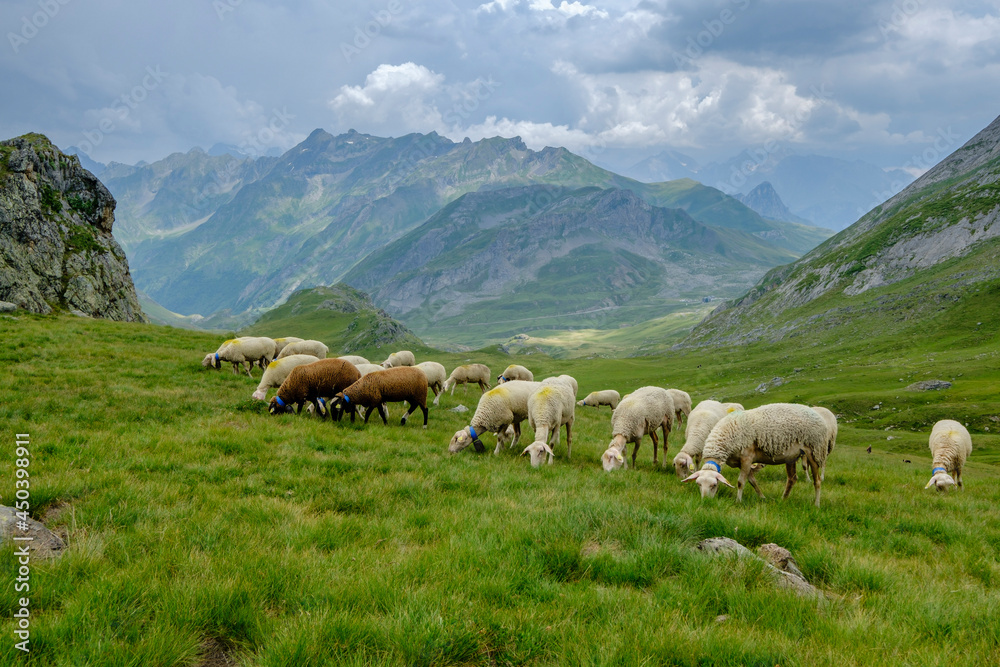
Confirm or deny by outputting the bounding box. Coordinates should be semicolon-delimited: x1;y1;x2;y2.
468;426;485;453
275;396;286;408
705;460;721;473
214;353;220;363
932;466;947;475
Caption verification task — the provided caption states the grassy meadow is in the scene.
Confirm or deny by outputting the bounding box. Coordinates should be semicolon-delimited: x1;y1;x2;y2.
2;311;1000;665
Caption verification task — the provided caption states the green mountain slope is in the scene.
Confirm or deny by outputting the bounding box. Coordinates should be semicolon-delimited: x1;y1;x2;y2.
122;129;830;318
240;283;425;356
344;185;803;347
687;112;1000;347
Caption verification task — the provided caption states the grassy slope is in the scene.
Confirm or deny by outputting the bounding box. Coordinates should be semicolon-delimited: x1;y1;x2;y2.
2;312;999;666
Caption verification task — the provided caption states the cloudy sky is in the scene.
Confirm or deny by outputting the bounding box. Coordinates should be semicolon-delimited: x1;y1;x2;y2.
2;0;998;172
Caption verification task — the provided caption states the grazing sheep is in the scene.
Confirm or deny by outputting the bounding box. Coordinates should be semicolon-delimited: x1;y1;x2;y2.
672;400;728;478
273;337;304;355
666;388;692;425
522;381;576;466
277;339;329;360
338;355;369;366
449;380;543;454
202;337;277;377
268;358;361;417
601;387;675;471
305;359;382;415
925;420;973;491
683;403;829;507
415;361;447;406
251;354;320;401
331;366;429;427
381;350;416;368
443;364;492;395
577;390;620;409
497;364;533;384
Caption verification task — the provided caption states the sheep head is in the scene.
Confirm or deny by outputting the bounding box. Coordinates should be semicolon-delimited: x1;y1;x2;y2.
601;447;626;472
673;451;694;479
925;470;957;492
329;393;353;422
268;396;294;415
449;426;486;453
521;441;554;468
682;467;735;498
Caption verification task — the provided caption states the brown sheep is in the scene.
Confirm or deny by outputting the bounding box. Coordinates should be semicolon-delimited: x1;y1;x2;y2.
268;358;361;417
331;366;429;427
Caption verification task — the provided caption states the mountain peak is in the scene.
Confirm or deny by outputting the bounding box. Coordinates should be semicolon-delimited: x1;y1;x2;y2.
734;181;802;224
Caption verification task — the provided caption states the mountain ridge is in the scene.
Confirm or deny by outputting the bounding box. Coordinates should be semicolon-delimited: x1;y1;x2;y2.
685;113;1000;348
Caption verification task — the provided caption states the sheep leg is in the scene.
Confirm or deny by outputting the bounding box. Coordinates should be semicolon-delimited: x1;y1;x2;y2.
806;457;822;508
377;404;389;425
362;406;374;424
565;422;572;462
782;461;798;500
432;385;441;406
649;429;659;465
746;469;766;499
632;437;642;468
956;468;963;489
401;402;418;426
420;405;428;428
512;421;522;449
735;465;749;502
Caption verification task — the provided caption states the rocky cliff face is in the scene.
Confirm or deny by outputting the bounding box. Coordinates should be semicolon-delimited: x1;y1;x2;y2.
0;134;146;321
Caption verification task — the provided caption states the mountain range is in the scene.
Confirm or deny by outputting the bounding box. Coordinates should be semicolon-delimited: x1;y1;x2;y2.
686;112;1000;348
98;129;832;326
625;149;914;231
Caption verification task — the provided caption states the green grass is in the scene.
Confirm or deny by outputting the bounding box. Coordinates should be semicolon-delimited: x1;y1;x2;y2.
2;312;1000;665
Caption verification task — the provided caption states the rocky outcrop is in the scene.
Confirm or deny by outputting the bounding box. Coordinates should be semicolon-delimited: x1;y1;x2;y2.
734;181;805;225
0;134;146;321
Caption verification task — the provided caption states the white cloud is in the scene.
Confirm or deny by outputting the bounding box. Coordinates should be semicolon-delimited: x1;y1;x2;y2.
329;63;449;133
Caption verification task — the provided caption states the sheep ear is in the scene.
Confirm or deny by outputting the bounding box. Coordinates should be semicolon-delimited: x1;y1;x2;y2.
543;444;555;456
924;478;935;489
520;446;531;456
718;473;736;488
681;472;700;483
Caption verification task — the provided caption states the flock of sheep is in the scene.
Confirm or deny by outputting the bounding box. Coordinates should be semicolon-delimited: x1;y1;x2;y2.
203;336;974;507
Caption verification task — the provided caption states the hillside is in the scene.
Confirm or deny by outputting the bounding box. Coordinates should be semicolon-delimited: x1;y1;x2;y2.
3;305;1000;665
0;133;145;321
240;283;425;356
114;129;828;319
344;185;806;347
687;113;1000;348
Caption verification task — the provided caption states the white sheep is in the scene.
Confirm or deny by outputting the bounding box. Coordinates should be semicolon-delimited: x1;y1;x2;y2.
251;354;320;400
577;390;620;409
601;387;675;471
682;403;829;507
522;380;576;467
277;339;329;360
497;364;533;384
381;350;416;368
273;337;304;355
338;355;370;366
415;361;447;406
201;337;277;377
672;400;727;478
925;419;973;491
442;364;491;395
449;380;542;455
353;363;385;377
